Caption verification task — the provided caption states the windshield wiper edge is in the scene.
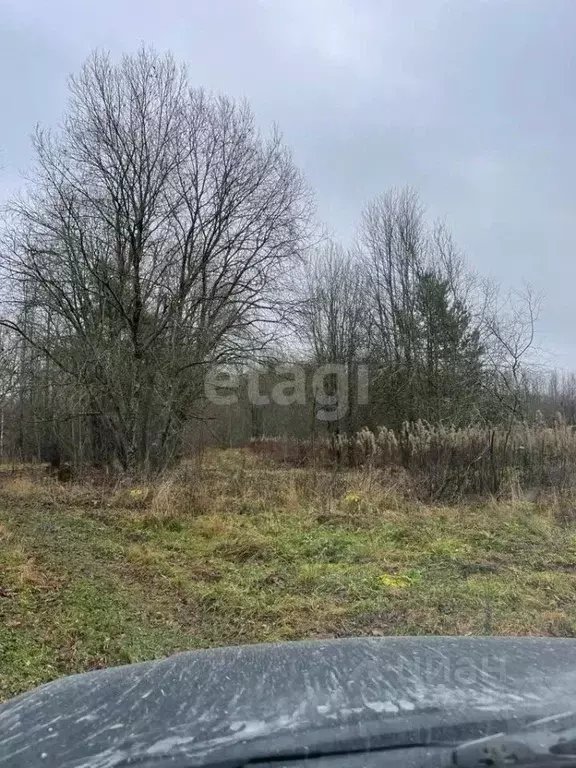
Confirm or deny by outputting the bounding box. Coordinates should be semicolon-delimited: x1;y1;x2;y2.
454;711;576;767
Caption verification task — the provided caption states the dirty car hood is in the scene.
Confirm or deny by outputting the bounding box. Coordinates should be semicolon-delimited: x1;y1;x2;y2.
2;636;576;767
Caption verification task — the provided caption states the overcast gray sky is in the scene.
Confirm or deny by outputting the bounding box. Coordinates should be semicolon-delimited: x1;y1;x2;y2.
1;0;574;366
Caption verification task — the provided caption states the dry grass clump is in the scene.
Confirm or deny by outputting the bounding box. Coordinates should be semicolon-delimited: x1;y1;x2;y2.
0;474;104;507
249;414;576;500
146;465;212;522
16;558;60;589
245;436;332;466
0;522;11;541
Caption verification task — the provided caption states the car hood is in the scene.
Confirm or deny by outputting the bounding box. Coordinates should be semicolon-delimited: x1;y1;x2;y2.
2;636;576;767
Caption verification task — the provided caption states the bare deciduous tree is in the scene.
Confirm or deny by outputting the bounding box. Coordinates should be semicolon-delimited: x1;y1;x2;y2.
0;47;311;472
482;282;541;421
295;242;369;435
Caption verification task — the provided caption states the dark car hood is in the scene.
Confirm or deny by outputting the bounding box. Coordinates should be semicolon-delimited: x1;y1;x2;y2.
2;636;576;767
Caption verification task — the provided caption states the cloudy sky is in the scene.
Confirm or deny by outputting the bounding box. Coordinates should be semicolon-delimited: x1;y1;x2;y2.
1;0;575;365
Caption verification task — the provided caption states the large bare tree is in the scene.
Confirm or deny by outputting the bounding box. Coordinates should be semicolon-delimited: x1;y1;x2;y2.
1;47;311;472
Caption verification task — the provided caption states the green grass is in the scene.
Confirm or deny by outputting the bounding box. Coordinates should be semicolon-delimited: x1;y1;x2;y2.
2;451;576;700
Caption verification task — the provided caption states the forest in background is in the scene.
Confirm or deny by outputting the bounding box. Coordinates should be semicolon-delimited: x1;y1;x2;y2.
0;46;574;492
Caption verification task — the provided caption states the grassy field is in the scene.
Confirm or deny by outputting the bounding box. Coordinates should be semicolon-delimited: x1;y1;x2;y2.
2;449;576;701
